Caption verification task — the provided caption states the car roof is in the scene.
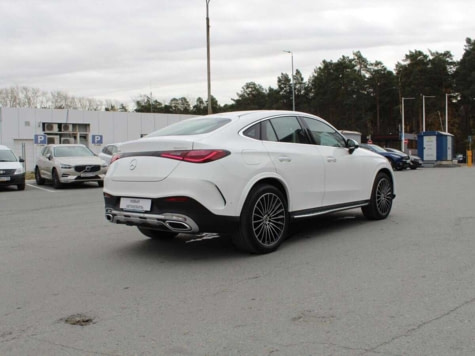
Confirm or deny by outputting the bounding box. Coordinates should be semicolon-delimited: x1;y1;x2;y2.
0;145;12;151
202;110;330;128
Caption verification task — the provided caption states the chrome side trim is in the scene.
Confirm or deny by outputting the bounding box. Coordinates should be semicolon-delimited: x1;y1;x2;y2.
292;202;368;219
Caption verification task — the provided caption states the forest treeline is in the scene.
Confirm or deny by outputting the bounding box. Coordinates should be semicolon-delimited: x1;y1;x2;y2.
2;38;474;152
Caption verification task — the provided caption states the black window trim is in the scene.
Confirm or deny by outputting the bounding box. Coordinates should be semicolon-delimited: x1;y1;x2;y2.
297;115;348;148
241;114;314;145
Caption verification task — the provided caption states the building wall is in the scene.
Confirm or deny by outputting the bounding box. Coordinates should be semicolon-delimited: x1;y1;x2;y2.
0;108;197;171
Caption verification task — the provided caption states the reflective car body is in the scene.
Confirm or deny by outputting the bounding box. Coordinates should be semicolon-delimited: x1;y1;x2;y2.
104;110;396;253
35;144;107;188
360;143;410;170
385;147;423;169
99;143;122;166
409;155;423;169
0;145;25;191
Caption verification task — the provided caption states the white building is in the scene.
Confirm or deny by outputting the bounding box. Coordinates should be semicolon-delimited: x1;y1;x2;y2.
0;107;196;171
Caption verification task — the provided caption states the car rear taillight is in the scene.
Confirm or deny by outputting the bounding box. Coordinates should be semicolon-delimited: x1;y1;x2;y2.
160;150;230;163
110;153;121;164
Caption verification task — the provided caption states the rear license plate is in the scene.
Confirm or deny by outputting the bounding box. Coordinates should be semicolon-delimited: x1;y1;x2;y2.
120;197;152;212
0;177;10;181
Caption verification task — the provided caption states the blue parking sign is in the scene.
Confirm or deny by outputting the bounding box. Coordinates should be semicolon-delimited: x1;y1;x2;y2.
91;135;103;145
34;134;47;145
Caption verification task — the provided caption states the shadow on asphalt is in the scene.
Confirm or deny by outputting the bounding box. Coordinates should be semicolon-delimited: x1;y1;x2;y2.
109;210;370;262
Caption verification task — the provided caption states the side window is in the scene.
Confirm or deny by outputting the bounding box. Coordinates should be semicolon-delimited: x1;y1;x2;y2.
269;116;309;144
242;120;279;142
301;117;346;147
243;123;260;140
261;120;278;142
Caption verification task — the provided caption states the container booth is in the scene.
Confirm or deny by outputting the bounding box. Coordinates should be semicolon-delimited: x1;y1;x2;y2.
417;131;454;163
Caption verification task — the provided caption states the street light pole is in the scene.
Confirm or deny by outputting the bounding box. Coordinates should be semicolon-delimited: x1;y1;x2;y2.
445;93;457;133
422;94;435;132
206;0;212;114
401;97;415;151
283;50;295;111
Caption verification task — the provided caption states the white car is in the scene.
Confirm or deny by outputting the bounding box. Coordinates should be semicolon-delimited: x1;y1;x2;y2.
104;110;395;254
99;143;122;166
0;145;26;191
35;144;108;188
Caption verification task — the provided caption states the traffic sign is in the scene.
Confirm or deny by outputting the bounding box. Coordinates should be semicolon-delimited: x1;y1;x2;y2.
91;135;103;145
34;134;47;145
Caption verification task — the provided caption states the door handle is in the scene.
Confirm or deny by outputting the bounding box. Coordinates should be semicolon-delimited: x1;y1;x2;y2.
278;156;292;162
327;156;337;163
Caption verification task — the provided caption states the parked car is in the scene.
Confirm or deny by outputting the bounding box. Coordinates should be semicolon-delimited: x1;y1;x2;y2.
360;143;410;170
385;147;423;170
35;144;108;188
0;145;25;191
99;143;122;165
455;153;465;163
104;110;396;254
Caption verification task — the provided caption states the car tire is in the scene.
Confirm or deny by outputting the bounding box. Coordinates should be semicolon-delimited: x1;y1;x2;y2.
362;172;393;220
137;227;178;240
52;169;62;189
233;184;288;254
35;167;45;185
17;183;25;191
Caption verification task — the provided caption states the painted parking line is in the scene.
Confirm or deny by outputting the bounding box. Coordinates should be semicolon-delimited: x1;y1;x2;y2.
26;183;59;192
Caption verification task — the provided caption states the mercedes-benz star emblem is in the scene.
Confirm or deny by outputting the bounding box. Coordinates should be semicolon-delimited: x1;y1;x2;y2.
129;159;137;170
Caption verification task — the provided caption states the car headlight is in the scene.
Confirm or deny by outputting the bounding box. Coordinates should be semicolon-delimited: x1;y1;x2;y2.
60;163;73;169
15;166;25;174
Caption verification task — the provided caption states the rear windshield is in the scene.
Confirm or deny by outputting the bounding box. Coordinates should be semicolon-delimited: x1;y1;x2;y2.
147;117;231;137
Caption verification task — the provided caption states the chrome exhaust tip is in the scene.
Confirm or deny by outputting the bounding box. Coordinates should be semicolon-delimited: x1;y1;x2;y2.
165;221;193;232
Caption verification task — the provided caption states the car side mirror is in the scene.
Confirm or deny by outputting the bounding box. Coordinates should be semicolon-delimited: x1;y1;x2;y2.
347;139;359;154
46;153;52;160
19;157;25;163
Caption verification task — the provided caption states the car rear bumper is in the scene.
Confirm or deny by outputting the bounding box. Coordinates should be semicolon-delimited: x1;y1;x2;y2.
104;194;239;234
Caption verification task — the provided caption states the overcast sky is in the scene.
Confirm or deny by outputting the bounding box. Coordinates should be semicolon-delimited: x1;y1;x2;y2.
1;0;473;107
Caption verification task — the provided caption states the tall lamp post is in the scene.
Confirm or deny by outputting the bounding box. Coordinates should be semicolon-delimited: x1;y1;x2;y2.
401;97;415;151
283;50;295;111
445;93;457;133
206;0;212;114
422;94;435;132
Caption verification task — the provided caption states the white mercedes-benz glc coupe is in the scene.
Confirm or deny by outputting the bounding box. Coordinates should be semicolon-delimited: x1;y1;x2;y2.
104;110;395;254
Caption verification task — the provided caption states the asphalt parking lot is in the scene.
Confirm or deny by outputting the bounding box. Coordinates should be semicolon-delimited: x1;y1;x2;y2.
1;167;475;356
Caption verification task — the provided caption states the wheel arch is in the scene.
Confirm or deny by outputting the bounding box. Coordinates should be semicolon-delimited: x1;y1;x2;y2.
237;175;289;215
376;167;395;196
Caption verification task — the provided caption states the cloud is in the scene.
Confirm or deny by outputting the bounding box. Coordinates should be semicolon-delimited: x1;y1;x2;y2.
1;0;473;106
